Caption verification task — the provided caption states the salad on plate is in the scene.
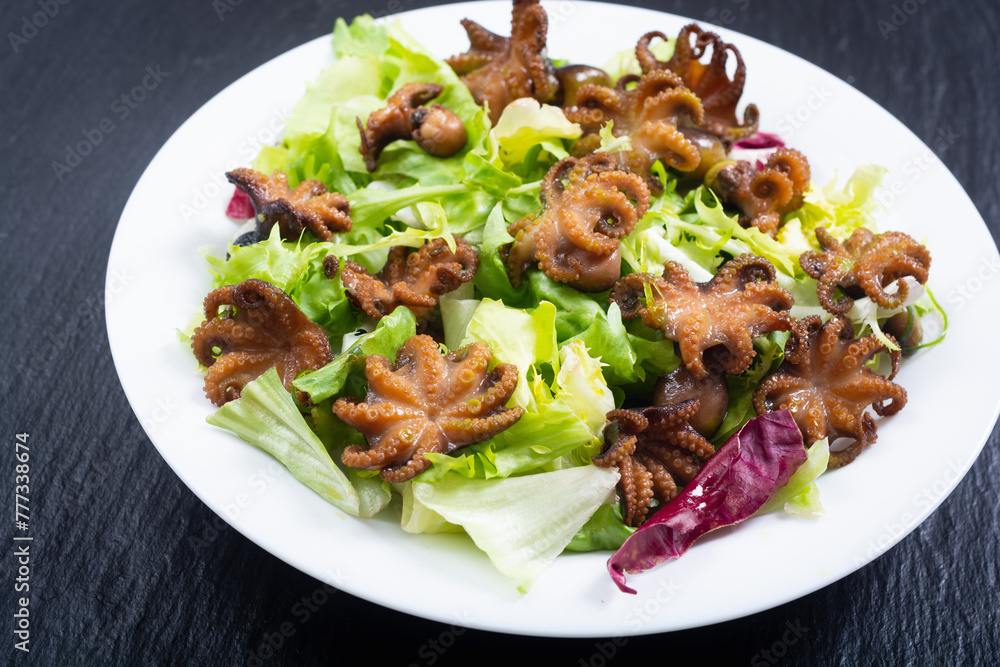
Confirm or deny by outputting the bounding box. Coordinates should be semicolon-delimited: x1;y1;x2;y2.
182;0;945;593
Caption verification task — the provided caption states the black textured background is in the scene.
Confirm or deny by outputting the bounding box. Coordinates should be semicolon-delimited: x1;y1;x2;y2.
2;0;998;665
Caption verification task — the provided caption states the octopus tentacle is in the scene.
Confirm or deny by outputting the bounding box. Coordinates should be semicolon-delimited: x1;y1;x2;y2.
333;334;524;482
611;255;793;378
595;405;712;527
707;150;810;237
507;154;650;291
341;237;479;322
635;24;759;146
446;0;558;124
800;226;931;316
752;316;907;466
635;31;670;75
226;168;352;242
190;279;332;406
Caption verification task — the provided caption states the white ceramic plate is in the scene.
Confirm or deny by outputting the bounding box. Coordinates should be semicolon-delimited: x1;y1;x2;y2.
106;1;1000;637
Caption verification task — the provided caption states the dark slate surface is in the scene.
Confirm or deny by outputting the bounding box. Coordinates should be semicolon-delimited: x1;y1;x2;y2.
2;0;997;664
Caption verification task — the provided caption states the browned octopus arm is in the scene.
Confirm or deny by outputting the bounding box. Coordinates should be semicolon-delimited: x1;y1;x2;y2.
506;153;651;292
707;148;811;237
337;237;479;321
564;70;709;188
190;279;332;406
356;82;468;172
799;226;932;315
636;25;760;145
446;0;559;124
226;168;352;242
333;334;524;482
593;402;714;527
752;315;906;468
610;255;794;377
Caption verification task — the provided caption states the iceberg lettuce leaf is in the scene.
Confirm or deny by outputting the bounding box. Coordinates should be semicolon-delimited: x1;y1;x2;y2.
207;368;362;516
413;465;619;592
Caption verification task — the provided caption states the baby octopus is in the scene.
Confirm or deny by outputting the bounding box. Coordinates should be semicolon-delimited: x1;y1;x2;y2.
337;237;479;322
610;255;793;378
635;24;760;146
356;82;467;172
506;153;651;292
594;403;714;527
752;315;907;468
225;168;352;243
799;226;931;315
446;0;559;124
333;334;524;482
707;148;811;237
564;69;707;187
190;279;332;406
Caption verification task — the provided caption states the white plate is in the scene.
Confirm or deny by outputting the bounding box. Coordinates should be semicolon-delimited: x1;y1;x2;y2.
106;0;1000;637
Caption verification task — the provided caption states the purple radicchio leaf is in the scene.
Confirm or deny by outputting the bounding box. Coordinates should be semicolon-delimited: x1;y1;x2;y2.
734;131;786;150
607;410;806;594
225;187;255;219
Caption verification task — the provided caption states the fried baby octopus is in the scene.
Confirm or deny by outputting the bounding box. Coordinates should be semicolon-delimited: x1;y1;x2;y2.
506;153;651;292
611;255;793;378
446;0;558;124
753;316;906;468
594;403;713;527
707;148;811;237
800;227;931;315
333;334;524;482
357;82;467;172
564;70;707;187
338;237;479;321
191;279;332;406
636;25;760;145
225;168;352;242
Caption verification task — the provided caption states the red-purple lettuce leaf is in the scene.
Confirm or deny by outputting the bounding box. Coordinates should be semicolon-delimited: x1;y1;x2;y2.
734;131;786;150
225;188;255;219
607;410;806;594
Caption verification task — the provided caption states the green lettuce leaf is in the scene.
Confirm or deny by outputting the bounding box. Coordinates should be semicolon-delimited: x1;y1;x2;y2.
293;306;417;403
786;163;886;246
412;465;620;592
204;225;360;340
460;299;558;408
564;503;635;552
757;438;829;517
207;368;362;516
490;98;581;168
